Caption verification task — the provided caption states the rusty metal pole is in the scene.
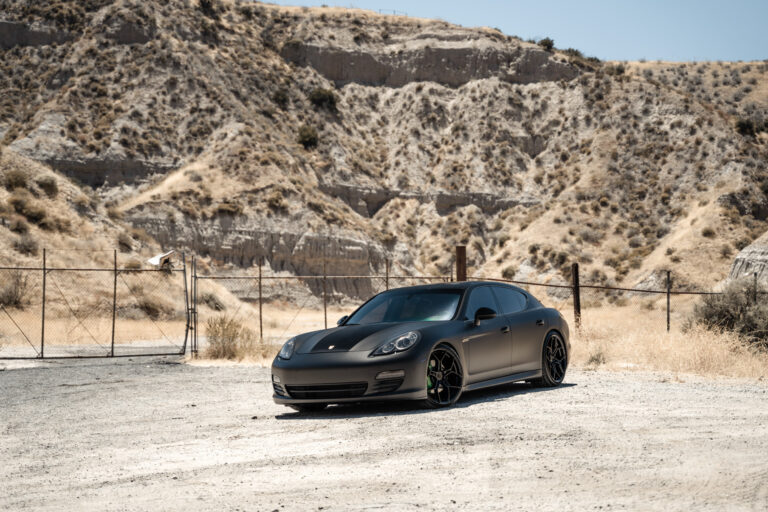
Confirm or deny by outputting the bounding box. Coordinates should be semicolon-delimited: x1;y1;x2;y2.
40;248;46;358
385;258;389;291
323;260;328;330
754;272;758;305
258;259;263;342
181;253;189;356
571;262;581;329
666;270;671;333
111;249;117;357
192;257;198;357
455;246;467;282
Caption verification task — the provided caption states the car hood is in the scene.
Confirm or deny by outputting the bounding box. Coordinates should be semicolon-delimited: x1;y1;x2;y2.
295;322;432;354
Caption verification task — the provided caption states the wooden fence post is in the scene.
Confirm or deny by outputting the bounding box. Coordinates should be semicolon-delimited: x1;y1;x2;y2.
455;246;467;282
666;270;671;333
571;262;581;329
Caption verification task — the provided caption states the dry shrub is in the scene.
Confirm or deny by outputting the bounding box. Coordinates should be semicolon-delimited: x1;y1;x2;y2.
35;176;58;198
692;279;768;346
570;307;768;378
9;216;29;234
137;295;172;319
201;292;225;311
4;169;28;190
9;191;47;225
0;271;30;308
205;315;269;360
13;233;38;256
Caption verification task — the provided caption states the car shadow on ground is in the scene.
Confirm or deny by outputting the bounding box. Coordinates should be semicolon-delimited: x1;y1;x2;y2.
274;381;577;419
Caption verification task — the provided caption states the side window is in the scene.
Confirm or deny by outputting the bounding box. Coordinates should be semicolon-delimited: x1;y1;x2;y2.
492;287;528;315
464;286;498;320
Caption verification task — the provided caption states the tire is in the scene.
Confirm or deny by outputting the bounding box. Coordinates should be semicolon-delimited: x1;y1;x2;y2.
420;345;464;409
288;403;328;413
531;331;568;387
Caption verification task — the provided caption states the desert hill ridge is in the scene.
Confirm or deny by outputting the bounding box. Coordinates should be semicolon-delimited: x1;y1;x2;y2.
0;0;766;301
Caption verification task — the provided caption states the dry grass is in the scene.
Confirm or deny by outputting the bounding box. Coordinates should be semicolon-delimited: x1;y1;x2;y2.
204;314;273;361
570;306;768;379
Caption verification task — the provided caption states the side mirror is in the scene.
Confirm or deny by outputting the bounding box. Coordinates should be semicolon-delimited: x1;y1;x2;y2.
474;307;497;326
337;315;349;327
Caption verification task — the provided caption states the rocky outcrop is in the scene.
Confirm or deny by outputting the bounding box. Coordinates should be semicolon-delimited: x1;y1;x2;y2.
125;205;389;299
104;18;156;45
0;21;72;49
281;40;579;88
729;231;768;285
319;183;539;217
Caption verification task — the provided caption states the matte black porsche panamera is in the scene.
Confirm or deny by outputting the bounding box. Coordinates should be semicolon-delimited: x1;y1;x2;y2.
271;282;570;412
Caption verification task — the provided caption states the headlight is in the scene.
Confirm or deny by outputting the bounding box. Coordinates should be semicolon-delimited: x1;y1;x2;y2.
371;331;420;356
278;337;296;359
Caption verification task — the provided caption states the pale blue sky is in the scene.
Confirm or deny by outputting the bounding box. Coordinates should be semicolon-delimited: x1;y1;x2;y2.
263;0;768;62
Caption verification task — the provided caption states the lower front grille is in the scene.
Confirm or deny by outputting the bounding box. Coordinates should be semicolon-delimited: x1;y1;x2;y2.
273;383;288;397
286;382;367;400
370;378;404;395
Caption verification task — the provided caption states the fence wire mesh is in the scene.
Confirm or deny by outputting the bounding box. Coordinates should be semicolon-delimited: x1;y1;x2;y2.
0;268;43;358
0;253;189;359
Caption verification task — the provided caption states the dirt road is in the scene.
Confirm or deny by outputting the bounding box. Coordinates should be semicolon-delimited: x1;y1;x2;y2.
1;358;767;511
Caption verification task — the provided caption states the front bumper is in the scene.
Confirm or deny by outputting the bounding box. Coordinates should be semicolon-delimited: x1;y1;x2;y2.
271;350;428;405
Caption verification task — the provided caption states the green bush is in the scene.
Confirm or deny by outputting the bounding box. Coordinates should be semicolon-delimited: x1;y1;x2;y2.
563;48;583;58
538;37;554;51
298;125;318;149
308;88;338;111
692;279;768;346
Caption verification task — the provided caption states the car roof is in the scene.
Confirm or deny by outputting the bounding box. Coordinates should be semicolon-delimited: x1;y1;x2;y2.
385;281;526;293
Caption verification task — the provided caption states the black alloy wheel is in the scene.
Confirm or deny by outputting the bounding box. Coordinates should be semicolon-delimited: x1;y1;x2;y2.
422;345;464;408
534;332;567;387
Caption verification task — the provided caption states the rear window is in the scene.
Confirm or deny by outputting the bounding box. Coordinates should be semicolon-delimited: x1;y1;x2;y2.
492;287;528;315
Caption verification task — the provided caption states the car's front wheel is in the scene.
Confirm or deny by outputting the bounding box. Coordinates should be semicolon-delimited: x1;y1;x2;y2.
421;345;464;408
288;403;327;413
532;331;568;387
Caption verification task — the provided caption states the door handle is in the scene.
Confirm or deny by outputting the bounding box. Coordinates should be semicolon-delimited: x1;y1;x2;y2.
535;319;545;326
500;326;510;333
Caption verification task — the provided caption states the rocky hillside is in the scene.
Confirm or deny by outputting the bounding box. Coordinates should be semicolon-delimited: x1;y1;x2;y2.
730;230;768;285
1;0;767;297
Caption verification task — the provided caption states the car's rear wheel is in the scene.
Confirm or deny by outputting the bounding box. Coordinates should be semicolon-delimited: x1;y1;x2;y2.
532;332;567;387
288;403;327;413
421;345;463;408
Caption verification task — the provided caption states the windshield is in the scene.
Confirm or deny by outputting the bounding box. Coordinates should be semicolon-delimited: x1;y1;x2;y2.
345;290;462;325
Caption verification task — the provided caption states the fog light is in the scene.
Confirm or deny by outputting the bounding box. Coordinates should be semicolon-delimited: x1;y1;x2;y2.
376;370;405;380
272;374;281;383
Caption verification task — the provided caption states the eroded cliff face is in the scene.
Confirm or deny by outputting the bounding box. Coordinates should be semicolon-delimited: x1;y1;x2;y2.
280;38;579;88
730;231;768;285
0;20;73;49
126;204;406;299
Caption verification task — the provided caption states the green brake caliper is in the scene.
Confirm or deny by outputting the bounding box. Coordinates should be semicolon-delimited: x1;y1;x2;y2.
427;359;436;390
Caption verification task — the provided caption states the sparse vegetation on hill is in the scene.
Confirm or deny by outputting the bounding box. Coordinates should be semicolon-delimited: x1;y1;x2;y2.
0;0;765;292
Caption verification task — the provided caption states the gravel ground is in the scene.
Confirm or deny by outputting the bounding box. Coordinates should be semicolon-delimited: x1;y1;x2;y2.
1;358;767;511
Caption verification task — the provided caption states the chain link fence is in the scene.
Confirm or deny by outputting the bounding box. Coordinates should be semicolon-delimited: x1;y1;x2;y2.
189;256;760;359
0;250;189;359
3;247;758;360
